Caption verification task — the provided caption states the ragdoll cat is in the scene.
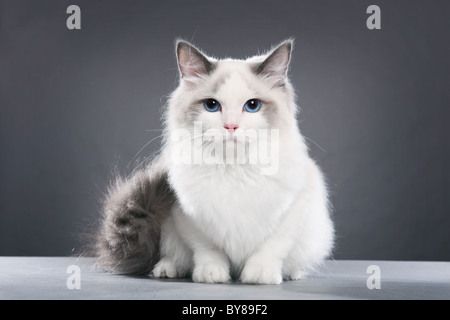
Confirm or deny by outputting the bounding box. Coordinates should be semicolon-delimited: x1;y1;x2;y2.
94;39;334;284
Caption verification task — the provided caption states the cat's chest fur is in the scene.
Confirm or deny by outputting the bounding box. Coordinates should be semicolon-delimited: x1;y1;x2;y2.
168;155;305;265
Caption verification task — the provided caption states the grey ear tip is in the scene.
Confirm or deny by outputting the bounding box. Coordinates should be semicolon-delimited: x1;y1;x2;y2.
175;39;189;49
270;39;294;55
283;38;294;50
175;39;196;54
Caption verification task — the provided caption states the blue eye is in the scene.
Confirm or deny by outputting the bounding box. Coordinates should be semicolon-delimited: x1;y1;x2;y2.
203;99;221;112
244;99;261;113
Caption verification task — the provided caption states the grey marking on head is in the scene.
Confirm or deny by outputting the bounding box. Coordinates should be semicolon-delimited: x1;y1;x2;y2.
211;72;232;95
261;100;280;128
184;103;203;123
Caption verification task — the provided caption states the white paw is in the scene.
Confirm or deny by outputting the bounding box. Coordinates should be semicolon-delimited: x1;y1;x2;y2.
283;269;306;281
192;262;230;284
152;258;177;278
240;259;282;285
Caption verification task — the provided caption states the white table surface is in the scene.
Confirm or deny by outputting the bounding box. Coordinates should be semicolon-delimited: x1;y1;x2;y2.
0;257;449;300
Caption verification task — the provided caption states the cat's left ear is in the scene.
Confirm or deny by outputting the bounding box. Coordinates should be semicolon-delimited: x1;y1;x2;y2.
255;39;293;86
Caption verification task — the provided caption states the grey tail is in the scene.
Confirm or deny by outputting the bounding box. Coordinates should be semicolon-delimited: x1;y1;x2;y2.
94;157;175;275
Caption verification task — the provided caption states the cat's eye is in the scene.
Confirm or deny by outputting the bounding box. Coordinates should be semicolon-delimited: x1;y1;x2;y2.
203;99;221;112
243;99;261;113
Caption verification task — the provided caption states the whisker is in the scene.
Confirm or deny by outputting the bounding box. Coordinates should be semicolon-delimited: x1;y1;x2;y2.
144;129;165;132
127;149;162;178
304;136;327;153
127;134;164;168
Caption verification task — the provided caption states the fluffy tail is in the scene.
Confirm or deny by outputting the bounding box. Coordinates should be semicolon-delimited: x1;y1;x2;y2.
94;158;175;275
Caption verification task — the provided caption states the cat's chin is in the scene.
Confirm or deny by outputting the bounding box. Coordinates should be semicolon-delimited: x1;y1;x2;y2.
224;135;241;142
224;133;258;143
219;136;257;149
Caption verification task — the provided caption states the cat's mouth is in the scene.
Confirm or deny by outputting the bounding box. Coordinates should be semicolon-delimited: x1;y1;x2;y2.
224;132;240;141
221;131;258;144
203;134;248;145
196;128;266;145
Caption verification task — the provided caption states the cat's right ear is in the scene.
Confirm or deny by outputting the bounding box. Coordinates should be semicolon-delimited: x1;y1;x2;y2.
176;40;214;84
255;39;293;87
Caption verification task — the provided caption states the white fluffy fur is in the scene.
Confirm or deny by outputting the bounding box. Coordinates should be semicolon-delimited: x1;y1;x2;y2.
152;40;334;284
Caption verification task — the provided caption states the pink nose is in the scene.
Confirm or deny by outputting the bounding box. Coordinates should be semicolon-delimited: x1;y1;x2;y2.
224;124;239;135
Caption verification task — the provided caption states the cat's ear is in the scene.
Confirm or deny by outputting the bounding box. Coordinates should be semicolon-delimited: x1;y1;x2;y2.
255;39;293;85
176;40;214;83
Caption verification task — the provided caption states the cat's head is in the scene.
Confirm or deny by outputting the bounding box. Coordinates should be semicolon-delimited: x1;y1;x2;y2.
167;39;297;134
165;40;300;173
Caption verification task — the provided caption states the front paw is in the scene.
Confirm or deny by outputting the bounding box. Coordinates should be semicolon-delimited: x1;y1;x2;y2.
240;258;282;285
192;262;231;284
152;258;178;278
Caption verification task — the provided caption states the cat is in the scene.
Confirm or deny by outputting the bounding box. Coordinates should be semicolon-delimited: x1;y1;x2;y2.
94;39;334;284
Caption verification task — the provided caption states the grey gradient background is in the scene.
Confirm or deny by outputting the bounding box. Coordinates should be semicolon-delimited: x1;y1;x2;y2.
0;0;449;260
